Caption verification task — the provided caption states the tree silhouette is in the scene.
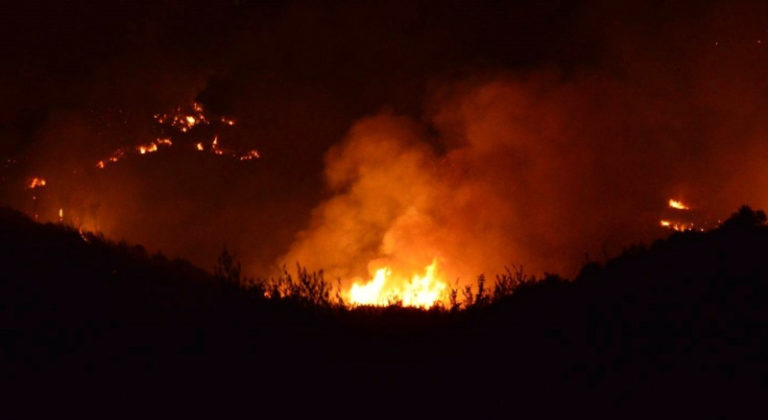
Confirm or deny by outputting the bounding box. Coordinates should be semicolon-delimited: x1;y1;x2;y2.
214;245;241;285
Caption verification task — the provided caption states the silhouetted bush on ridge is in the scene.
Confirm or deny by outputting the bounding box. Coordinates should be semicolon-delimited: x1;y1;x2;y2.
2;205;767;416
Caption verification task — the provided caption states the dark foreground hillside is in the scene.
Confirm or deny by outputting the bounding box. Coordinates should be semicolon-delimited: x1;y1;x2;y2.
2;206;767;417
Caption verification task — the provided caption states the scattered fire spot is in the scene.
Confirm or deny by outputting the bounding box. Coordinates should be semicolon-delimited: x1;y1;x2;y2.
668;199;690;210
27;177;47;189
96;103;257;169
239;150;260;161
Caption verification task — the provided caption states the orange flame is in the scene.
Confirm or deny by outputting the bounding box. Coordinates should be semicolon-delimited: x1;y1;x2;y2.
668;199;690;210
347;259;447;308
660;198;705;232
137;138;172;155
660;219;697;232
27;177;47;189
211;136;224;155
98;139;172;168
154;102;208;132
238;150;260;160
138;143;158;155
92;102;254;169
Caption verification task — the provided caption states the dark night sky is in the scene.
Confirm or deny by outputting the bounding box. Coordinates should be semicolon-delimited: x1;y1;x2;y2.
1;1;767;281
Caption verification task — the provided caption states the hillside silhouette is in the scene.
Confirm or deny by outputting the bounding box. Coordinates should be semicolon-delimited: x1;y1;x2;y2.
2;206;767;417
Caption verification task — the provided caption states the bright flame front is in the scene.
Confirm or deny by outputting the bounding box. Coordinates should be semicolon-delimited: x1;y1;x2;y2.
668;199;690;210
347;259;447;308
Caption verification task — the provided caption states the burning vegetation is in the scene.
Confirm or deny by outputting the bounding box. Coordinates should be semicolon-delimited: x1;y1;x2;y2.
2;1;767;414
658;198;721;233
11;100;263;235
26;177;47;189
2;0;768;314
9;100;739;310
347;259;447;308
668;199;690;211
96;102;259;170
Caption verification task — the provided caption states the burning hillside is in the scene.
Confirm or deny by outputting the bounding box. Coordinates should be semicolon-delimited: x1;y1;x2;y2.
1;0;767;305
7;100;261;229
95;102;259;170
2;1;768;416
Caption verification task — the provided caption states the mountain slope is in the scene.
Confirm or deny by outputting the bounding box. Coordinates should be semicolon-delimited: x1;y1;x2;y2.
2;206;766;417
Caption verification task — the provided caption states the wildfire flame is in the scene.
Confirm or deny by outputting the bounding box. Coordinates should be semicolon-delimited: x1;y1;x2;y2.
98;138;173;168
347;259;447;308
14;101;262;241
95;102;259;169
211;136;224;155
659;198;708;232
659;219;697;232
668;199;690;210
153;101;208;133
239;150;261;161
27;177;47;189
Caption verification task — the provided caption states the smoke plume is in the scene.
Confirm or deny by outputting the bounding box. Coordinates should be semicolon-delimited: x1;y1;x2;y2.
2;1;768;290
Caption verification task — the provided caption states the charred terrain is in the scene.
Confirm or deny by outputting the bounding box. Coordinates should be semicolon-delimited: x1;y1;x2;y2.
2;205;767;416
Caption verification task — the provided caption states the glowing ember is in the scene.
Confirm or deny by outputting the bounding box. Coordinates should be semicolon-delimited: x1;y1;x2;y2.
96;149;125;169
669;199;690;210
239;150;261;161
659;219;697;232
659;198;710;232
211;136;224;155
137;138;172;155
98;139;172;168
16;100;259;240
138;143;158;154
153;101;209;132
94;102;256;169
348;259;447;308
27;177;47;189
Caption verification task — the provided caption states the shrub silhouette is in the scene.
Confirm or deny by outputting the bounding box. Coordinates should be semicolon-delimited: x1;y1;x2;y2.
261;264;337;307
214;246;243;286
720;205;767;230
2;205;767;417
